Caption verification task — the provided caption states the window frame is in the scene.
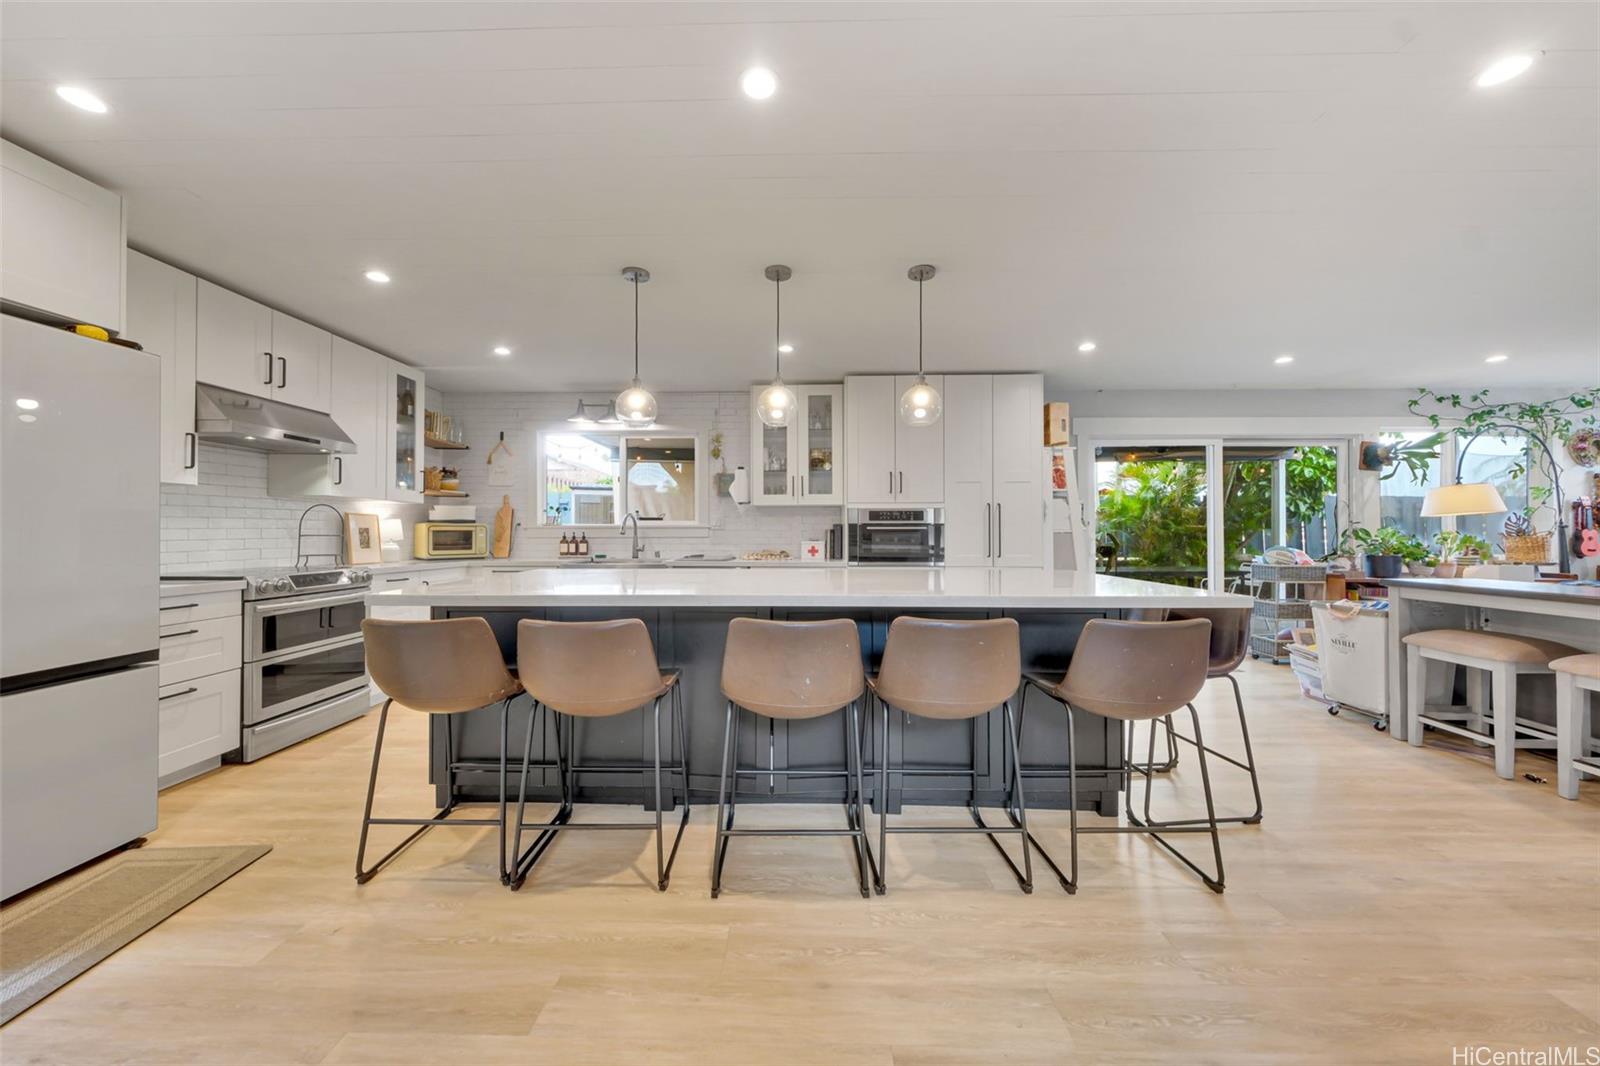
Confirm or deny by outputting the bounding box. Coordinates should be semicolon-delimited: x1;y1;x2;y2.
534;427;709;529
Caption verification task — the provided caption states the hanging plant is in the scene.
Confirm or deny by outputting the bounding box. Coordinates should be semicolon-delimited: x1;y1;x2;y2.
1407;387;1600;521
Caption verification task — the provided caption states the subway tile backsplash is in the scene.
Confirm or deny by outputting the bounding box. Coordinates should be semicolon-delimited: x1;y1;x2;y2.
159;389;841;571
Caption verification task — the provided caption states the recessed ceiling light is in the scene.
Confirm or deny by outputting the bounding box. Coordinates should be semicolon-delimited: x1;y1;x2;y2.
492;345;512;357
778;343;793;354
15;398;39;410
1485;353;1509;364
55;85;108;114
1274;354;1295;365
740;67;778;100
364;269;391;284
1476;54;1534;88
1077;340;1097;353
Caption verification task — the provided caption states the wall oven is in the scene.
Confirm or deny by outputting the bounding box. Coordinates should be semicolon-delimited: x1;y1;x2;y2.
846;507;945;566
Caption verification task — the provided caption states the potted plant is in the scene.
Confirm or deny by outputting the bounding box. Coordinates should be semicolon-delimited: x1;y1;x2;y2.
1346;525;1421;579
1431;530;1493;577
710;432;735;497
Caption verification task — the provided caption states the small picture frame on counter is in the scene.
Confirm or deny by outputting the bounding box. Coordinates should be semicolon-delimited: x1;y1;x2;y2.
344;512;383;565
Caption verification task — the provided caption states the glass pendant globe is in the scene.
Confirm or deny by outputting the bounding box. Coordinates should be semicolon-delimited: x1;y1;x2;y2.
898;375;943;427
615;379;657;426
756;380;797;428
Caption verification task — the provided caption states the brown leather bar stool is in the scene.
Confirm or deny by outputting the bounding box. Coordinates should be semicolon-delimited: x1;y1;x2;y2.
509;618;689;892
714;618;873;898
1020;617;1225;894
356;618;524;885
1141;607;1263;825
869;616;1031;894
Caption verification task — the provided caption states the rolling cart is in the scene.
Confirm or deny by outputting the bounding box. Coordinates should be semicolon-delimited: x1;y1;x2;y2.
1247;561;1328;665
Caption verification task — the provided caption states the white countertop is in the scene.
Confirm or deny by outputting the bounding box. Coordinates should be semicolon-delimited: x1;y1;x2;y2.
369;566;1252;610
159;576;248;597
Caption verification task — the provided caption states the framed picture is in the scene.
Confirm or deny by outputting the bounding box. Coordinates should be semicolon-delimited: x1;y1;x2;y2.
344;512;382;565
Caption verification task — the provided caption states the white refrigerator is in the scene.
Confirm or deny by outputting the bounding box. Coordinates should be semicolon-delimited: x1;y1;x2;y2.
0;314;160;899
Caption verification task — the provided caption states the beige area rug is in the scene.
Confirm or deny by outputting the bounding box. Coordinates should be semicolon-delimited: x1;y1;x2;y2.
0;845;270;1024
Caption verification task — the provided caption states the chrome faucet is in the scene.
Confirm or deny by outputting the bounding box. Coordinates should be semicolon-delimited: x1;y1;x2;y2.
620;511;644;560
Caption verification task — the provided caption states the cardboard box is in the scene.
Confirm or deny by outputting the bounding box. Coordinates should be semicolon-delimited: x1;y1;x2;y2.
1043;402;1071;445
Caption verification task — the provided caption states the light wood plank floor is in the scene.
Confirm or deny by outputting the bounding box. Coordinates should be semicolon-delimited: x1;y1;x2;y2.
3;659;1597;1065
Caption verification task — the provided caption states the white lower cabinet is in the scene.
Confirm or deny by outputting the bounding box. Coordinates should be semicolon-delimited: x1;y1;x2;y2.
158;585;243;786
158;671;241;781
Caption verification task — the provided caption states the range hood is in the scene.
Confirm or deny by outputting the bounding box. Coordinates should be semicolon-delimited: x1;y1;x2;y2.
195;384;356;454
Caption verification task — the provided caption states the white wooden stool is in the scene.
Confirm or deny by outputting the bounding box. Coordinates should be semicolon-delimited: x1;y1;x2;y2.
1552;653;1600;800
1402;630;1581;780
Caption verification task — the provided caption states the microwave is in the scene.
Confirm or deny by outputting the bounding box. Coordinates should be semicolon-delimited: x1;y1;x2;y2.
846;507;945;566
414;522;488;559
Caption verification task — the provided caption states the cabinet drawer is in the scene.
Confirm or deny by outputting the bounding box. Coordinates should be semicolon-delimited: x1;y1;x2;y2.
158;616;242;685
159;670;241;780
158;589;242;626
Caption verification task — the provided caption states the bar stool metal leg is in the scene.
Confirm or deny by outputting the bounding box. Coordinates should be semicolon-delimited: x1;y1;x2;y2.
356;696;516;885
1124;704;1226;893
1145;674;1264;825
711;700;735;898
876;692;890;895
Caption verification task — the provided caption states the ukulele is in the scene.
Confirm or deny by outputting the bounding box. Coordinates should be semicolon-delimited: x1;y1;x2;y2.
1575;499;1600;558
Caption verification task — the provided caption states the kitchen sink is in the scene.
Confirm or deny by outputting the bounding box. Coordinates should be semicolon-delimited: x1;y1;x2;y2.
556;559;669;569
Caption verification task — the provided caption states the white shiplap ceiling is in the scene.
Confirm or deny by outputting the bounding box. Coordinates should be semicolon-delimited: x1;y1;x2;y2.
2;1;1595;394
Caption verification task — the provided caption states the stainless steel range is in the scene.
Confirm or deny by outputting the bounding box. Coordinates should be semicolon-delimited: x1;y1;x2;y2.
169;565;375;761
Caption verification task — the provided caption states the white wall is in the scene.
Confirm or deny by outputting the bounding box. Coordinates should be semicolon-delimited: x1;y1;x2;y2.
438;389;843;561
160;443;424;572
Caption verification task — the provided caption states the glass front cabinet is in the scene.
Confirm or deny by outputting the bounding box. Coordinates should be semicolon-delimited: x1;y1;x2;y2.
749;384;844;506
386;360;424;503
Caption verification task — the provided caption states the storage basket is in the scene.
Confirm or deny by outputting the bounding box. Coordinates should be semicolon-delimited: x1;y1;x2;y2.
1502;532;1552;564
1248;562;1329;584
1252;598;1313;622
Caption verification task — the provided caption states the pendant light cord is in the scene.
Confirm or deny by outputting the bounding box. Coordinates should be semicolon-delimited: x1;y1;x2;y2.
917;275;925;375
774;273;782;379
632;275;640;379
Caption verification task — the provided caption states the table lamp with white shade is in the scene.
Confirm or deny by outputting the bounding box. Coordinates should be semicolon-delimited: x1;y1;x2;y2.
1420;482;1509;520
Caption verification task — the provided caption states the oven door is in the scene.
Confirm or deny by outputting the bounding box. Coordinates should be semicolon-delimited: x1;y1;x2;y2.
247;589;368;659
425;524;483;557
244;635;369;726
851;523;944;565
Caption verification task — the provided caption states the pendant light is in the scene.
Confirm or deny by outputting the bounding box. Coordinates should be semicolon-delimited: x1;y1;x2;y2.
755;264;797;428
899;264;942;427
614;266;657;427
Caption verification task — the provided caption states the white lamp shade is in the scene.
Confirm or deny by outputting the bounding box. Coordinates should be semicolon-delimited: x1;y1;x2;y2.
1420;482;1508;518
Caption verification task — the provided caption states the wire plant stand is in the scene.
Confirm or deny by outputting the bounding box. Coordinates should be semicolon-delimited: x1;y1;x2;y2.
1247;562;1327;665
295;503;345;569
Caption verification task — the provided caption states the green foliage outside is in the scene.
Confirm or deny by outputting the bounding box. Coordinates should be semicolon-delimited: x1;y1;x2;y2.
1096;447;1339;579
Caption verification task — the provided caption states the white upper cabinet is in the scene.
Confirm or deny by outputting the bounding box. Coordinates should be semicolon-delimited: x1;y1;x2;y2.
893;374;945;504
385;359;425;503
196;279;273;397
941;375;994;566
268;337;383;500
846;375;898;502
196;282;332;412
939;373;1045;569
268;310;331;412
0;140;125;331
126;251;198;485
845;374;944;504
990;374;1045;567
750;384;844;506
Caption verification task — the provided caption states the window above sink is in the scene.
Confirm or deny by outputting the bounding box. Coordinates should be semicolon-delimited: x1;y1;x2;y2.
536;429;706;527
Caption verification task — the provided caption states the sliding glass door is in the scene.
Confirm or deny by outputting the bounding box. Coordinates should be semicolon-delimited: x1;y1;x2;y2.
1088;438;1346;592
1092;443;1217;588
